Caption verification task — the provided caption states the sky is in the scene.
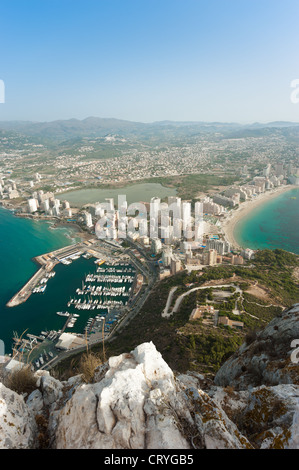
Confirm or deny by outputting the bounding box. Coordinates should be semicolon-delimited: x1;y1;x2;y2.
1;0;299;123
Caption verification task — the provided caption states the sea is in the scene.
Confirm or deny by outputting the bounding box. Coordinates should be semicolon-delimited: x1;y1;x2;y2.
1;187;299;354
0;207;136;355
0;207;85;353
234;187;299;254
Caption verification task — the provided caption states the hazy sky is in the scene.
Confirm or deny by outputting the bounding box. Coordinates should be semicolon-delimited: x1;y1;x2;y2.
1;0;299;123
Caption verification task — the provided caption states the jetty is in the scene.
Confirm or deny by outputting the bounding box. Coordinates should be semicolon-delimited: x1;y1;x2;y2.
5;238;103;308
6;263;57;307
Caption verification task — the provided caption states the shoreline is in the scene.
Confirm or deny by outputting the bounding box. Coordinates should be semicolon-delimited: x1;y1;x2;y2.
221;184;298;250
47;220;93;243
0;203;91;244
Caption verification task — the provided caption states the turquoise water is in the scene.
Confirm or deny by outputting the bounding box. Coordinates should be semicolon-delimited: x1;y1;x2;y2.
234;188;299;254
0;207;135;354
2;187;299;353
0;208;82;352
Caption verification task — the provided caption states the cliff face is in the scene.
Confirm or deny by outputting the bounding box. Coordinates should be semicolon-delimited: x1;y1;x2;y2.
0;343;253;449
0;305;298;450
214;304;299;390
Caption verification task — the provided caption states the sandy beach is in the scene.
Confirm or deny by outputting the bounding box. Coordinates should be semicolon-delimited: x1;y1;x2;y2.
221;184;298;250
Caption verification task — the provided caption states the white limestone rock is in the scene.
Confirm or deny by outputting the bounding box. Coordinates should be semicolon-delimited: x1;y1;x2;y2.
214;305;299;389
39;374;64;407
0;383;37;449
208;383;299;449
34;370;50;388
54;342;185;449
244;384;299;449
53;342;251;449
1;337;298;449
287;396;299;449
26;389;44;417
183;386;252;449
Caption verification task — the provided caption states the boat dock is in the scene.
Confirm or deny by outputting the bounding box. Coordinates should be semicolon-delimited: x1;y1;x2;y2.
5;237;129;308
6;263;57;307
6;238;102;308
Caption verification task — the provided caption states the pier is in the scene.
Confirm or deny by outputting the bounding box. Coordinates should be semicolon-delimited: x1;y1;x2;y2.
6;238;98;308
6;263;57;307
5;237;130;308
6;237;157;370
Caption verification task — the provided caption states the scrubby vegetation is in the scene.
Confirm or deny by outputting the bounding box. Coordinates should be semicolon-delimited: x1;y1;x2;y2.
78;352;102;383
54;248;299;377
143;173;238;200
4;365;37;395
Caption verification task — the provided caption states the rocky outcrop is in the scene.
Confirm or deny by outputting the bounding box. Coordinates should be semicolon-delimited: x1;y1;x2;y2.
0;343;253;449
209;384;299;448
214;304;299;390
52;343;251;449
0;383;37;449
0;302;298;450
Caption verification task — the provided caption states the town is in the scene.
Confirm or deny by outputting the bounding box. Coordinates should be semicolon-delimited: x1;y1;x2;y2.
0;144;297;371
1;121;299;372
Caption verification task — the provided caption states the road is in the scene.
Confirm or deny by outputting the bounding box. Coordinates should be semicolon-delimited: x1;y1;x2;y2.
164;284;242;318
162;286;179;318
44;240;158;371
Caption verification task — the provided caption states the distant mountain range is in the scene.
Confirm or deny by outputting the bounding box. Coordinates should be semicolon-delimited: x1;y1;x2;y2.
0;117;299;143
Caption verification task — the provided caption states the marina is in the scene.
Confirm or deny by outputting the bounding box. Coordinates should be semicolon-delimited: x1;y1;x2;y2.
6;238;112;307
62;259;136;335
0;207;151;366
10;249;142;368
